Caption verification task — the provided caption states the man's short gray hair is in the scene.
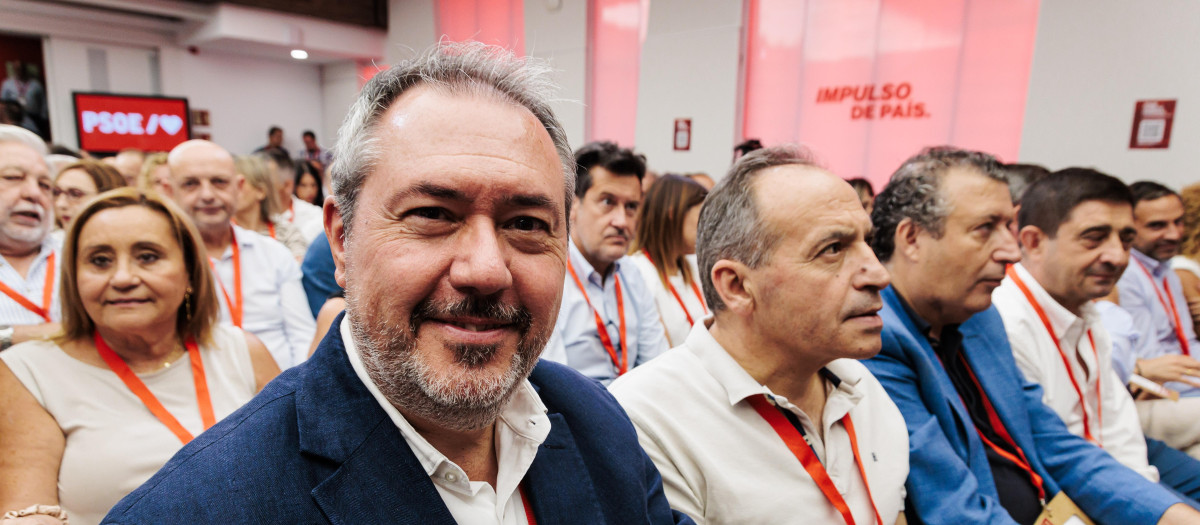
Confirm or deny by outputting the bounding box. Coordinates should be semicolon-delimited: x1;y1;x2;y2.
329;42;574;235
0;124;47;156
869;147;1007;262
696;145;816;312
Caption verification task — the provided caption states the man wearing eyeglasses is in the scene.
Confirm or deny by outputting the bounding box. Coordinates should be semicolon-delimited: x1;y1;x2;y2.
0;125;60;351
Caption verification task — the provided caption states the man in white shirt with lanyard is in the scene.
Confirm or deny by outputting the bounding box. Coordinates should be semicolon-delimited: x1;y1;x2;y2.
993;168;1200;506
611;146;908;524
167;140;315;369
544;141;668;384
264;153;324;243
1115;180;1200;460
0;125;59;351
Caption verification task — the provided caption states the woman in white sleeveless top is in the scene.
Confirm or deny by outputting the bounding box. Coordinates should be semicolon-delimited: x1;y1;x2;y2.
0;189;280;525
628;175;708;347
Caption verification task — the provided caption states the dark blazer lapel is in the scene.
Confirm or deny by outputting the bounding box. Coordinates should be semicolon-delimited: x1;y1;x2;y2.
522;413;607;524
297;314;457;525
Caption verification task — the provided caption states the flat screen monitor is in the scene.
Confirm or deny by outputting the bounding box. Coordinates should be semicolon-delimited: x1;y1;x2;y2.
72;92;191;154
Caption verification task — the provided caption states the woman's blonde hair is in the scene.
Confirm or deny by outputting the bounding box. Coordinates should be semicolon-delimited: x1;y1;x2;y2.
137;152;169;192
58;188;219;345
630;174;707;288
235;155;282;223
1181;183;1200;259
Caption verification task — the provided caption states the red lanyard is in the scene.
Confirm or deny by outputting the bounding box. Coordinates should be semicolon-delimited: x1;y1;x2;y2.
566;259;628;375
519;484;537;525
748;395;883;525
641;249;707;325
958;355;1047;504
1136;260;1190;355
1006;267;1103;445
287;200;296;223
267;221;276;240
94;331;215;444
0;252;55;322
207;227;243;327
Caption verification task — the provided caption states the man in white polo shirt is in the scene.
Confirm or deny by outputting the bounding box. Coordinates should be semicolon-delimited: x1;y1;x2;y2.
0;125;60;351
611;146;908;524
994;168;1200;505
168;139;314;368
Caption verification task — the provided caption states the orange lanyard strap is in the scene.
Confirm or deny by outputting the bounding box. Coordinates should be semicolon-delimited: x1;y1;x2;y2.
1007;267;1103;445
94;331;215;444
519;484;537;525
748;395;883;525
567;259;628;375
1136;260;1190;355
641;249;707;325
267;221;276;240
207;227;243;327
959;355;1047;503
287;200;296;223
0;252;55;322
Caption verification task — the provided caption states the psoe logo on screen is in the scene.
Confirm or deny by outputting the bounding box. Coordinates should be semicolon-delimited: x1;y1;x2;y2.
80;111;185;136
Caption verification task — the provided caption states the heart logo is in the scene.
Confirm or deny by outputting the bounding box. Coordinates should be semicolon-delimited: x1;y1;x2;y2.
159;114;184;136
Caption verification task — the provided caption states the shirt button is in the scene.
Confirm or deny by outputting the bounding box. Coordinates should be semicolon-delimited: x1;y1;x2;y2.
444;472;458;483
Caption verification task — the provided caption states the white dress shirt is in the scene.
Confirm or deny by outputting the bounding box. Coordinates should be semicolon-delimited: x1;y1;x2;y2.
341;318;550;524
211;225;314;369
628;252;708;347
994;263;1158;481
545;243;669;384
0;236;61;325
280;196;324;244
610;321;909;525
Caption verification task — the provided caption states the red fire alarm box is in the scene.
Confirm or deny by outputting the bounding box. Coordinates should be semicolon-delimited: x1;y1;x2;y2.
674;118;691;151
1130;99;1175;149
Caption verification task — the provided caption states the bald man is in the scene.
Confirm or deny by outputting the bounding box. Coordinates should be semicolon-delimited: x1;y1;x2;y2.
611;147;908;524
168;140;314;368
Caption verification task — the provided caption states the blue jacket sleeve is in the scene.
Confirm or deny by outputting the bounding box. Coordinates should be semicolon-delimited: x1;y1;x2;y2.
1017;371;1180;524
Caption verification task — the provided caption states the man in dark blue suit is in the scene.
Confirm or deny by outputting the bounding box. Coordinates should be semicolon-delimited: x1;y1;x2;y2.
104;42;690;525
863;147;1198;524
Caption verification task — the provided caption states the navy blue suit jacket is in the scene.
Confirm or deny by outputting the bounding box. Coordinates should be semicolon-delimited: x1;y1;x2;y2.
864;287;1178;525
104;315;691;524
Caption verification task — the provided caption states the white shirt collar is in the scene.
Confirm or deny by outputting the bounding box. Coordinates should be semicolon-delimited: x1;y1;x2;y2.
1011;263;1097;340
681;320;866;419
567;240;624;285
340;317;551;488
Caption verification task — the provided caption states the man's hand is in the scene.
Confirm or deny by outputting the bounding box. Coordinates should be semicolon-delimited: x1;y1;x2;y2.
1137;355;1200;389
1157;502;1200;524
10;324;60;347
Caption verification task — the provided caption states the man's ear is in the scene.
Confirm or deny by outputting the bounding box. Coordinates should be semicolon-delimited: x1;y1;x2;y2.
894;217;921;262
711;259;755;315
324;197;348;288
1018;225;1046;255
569;195;580;229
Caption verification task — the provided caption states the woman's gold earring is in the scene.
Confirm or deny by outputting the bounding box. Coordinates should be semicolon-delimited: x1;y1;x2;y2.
184;287;193;322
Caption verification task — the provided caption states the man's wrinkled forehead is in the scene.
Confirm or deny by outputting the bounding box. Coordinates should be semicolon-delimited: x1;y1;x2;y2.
0;142;49;177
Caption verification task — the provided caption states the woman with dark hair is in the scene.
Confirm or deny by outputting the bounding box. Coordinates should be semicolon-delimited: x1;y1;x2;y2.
293;161;324;206
0;189;279;525
629;174;708;346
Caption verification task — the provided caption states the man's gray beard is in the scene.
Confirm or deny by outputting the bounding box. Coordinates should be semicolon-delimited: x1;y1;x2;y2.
345;292;546;432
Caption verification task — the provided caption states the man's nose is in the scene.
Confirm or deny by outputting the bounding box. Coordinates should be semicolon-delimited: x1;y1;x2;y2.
994;225;1022;264
448;219;513;297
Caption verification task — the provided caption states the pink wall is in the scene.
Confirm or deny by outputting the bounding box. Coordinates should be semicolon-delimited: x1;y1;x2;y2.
586;0;649;146
742;0;1039;187
435;0;526;55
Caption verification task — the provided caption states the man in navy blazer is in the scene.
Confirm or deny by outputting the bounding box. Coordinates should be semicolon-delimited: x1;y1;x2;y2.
863;147;1197;524
105;42;689;525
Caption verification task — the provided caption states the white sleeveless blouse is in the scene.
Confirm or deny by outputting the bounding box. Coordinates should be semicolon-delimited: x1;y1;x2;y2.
0;324;257;525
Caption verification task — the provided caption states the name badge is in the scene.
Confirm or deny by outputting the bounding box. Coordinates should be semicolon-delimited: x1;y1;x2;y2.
1036;491;1094;525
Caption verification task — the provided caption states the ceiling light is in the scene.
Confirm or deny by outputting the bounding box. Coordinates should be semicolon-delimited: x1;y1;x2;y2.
291;49;309;60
